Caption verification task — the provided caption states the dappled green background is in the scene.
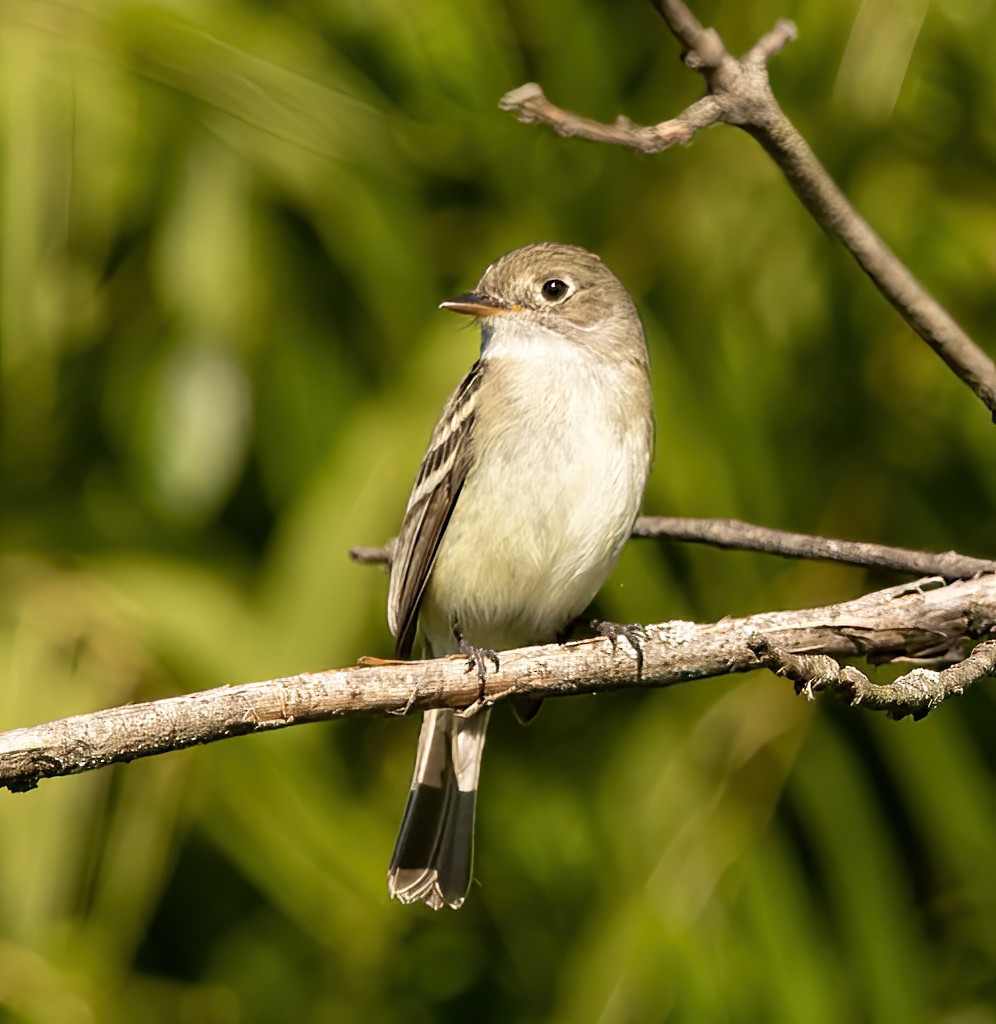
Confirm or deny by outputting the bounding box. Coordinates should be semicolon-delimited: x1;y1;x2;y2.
1;0;994;1019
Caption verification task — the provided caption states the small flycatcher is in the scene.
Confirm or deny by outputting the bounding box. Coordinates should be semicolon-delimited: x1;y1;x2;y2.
387;242;654;909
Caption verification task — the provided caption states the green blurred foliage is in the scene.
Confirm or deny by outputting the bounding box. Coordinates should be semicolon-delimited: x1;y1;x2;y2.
0;0;994;1020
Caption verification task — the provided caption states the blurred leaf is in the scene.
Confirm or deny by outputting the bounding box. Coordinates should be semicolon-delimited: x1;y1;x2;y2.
0;0;994;1018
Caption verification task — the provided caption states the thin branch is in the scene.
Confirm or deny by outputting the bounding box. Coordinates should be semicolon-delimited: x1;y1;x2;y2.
1;574;993;794
745;18;799;64
750;635;996;720
349;516;996;581
499;83;721;153
498;1;996;420
649;0;729;65
632;516;996;580
349;540;396;566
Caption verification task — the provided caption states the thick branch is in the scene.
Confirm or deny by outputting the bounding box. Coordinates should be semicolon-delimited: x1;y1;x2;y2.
498;1;996;419
350;516;996;581
1;575;993;794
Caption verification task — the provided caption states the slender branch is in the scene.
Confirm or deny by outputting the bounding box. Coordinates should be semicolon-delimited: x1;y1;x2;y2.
349;515;996;581
498;0;996;419
750;635;996;720
631;516;996;580
745;18;799;64
1;575;993;794
349;540;397;566
499;83;721;153
649;0;730;65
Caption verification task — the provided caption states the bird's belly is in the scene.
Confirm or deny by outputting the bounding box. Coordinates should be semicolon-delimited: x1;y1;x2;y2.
421;415;646;654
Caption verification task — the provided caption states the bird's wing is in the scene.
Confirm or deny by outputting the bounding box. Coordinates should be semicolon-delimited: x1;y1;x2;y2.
388;360;483;658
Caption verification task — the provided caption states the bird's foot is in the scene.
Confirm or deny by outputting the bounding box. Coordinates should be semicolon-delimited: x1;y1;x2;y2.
592;619;647;677
458;638;500;705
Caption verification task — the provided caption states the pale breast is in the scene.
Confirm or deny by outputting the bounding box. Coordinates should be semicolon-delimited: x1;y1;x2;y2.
421;348;653;653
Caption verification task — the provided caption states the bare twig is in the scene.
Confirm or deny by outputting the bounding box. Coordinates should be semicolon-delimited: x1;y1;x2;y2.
1;575;993;794
632;516;996;580
499;0;996;419
744;18;799;64
350;516;996;581
750;635;996;720
349;540;396;566
499;83;721;153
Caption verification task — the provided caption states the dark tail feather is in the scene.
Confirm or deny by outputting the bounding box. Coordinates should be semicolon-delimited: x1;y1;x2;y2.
388;708;490;910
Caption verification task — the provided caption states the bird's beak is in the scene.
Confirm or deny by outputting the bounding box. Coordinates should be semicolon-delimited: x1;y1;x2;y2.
438;292;517;317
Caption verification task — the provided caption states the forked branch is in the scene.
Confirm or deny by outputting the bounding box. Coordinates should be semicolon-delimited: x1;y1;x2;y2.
499;0;996;418
2;1;993;802
0;575;993;793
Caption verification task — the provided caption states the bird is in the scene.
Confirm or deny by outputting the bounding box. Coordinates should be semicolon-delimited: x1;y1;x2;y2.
386;242;654;909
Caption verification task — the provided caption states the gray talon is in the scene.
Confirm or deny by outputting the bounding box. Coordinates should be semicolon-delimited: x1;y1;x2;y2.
458;638;500;698
593;619;647;677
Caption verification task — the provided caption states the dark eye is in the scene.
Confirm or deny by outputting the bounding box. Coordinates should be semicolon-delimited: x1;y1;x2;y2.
541;279;569;301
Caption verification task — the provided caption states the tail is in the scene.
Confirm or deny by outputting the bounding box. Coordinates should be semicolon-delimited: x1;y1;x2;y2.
388;707;491;910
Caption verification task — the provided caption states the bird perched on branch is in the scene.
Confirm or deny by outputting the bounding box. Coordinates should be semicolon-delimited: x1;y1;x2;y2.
387;242;654;909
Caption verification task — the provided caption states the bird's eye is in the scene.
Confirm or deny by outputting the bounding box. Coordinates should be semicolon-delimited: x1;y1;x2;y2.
541;279;570;301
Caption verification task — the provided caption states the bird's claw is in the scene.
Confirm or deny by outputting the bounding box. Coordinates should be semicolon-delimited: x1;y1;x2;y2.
593;620;647;677
459;639;500;701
